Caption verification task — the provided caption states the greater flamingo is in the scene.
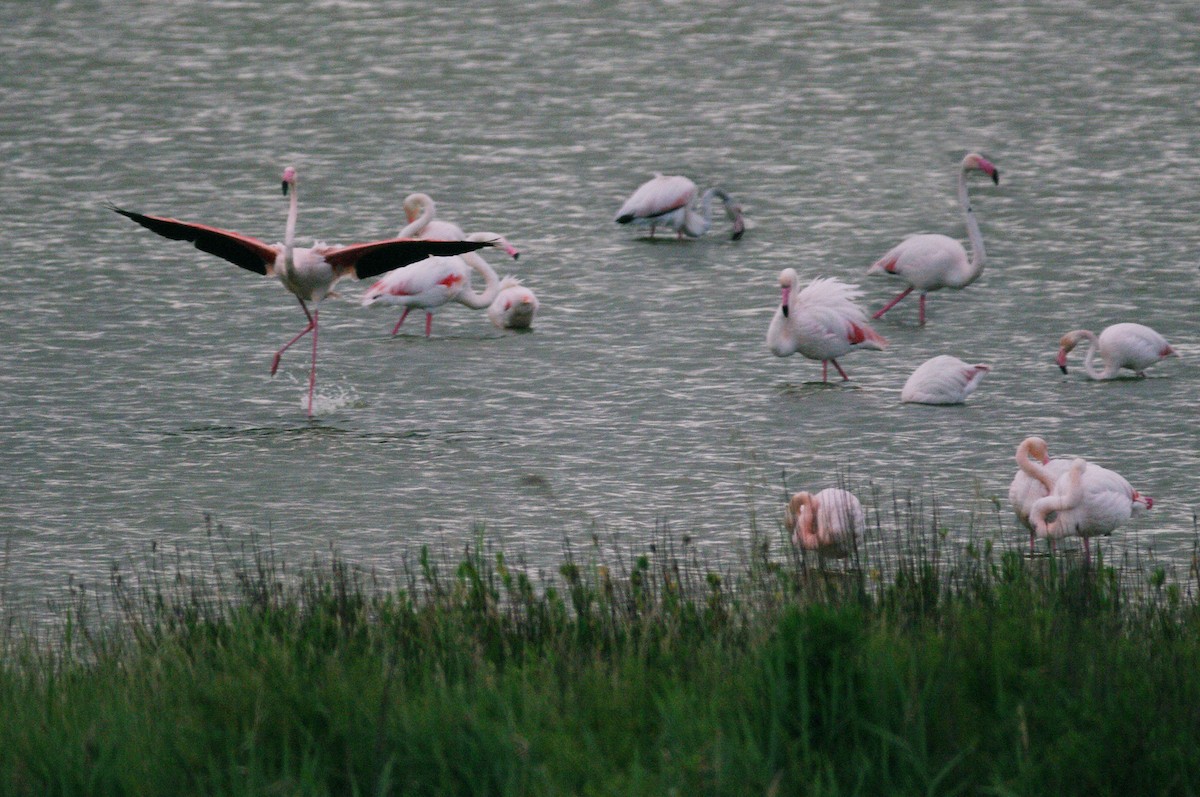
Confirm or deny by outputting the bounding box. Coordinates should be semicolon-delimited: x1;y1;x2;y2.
110;166;491;417
361;232;519;336
1030;457;1153;565
900;355;991;404
487;280;539;330
1056;323;1178;379
767;268;887;382
614;174;747;239
868;152;1000;325
396;192;468;240
785;488;865;558
1008;436;1074;552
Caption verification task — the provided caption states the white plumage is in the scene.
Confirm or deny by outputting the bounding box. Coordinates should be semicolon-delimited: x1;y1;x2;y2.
487;280;539;330
1030;457;1153;562
614;173;746;239
900;355;990;404
785;488;865;558
1057;322;1177;379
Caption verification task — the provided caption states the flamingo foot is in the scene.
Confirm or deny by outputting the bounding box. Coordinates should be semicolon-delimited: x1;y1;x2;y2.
271;319;316;376
872;286;913;320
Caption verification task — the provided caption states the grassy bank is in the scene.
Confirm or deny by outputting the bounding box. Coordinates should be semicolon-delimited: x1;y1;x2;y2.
2;517;1199;796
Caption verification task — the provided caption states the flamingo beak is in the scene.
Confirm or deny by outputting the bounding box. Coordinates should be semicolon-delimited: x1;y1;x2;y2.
780;286;790;318
991;169;1000;185
282;181;289;196
731;209;746;240
1136;492;1153;510
1056;348;1068;374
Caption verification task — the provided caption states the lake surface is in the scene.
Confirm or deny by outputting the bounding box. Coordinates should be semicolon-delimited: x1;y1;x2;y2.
2;1;1197;619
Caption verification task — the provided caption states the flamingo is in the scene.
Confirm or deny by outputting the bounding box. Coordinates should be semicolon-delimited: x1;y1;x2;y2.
487;279;539;330
900;355;991;404
868;152;1000;325
1030;457;1153;565
396;192;468;240
614;174;747;239
1057;323;1178;379
767;268;887;382
1008;436;1074;552
361;232;519;336
110;166;491;417
785;488;865;558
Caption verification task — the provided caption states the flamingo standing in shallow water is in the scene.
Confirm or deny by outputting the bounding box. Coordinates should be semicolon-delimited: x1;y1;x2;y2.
868;152;999;325
361;233;520;337
487;279;539;330
110;167;490;417
1030;457;1153;565
614;174;747;239
1057;323;1178;379
900;355;991;404
767;268;887;382
1008;436;1074;553
786;488;864;558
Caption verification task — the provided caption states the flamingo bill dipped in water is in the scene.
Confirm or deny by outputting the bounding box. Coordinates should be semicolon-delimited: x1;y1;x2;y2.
361;233;519;337
785;488;865;558
614;174;747;240
110;167;491;417
900;355;991;404
1057;322;1178;379
487;279;539;330
1030;457;1153;565
868;152;999;325
1008;436;1074;553
767;268;887;383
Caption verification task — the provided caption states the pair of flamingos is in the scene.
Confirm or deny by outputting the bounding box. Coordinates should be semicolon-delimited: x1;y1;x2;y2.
359;192;537;336
765;152;998;384
1009;436;1152;564
111;168;496;417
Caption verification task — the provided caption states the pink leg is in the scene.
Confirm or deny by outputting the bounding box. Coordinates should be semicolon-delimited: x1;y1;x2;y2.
271;298;315;376
918;294;927;326
1029;533;1035;555
830;359;851;381
390;308;411;336
1083;537;1091;567
872;286;914;319
424;312;434;338
821;361;828;382
306;308;318;417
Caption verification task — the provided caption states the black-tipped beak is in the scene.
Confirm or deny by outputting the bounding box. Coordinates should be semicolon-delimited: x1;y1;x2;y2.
512;253;520;261
992;170;1000;185
781;305;789;318
282;181;289;196
1058;364;1068;375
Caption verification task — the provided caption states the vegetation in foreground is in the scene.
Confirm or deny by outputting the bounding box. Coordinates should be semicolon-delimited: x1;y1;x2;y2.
2;514;1200;797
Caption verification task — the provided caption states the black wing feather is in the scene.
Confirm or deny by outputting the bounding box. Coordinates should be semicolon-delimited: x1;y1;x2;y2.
109;204;273;275
345;239;494;280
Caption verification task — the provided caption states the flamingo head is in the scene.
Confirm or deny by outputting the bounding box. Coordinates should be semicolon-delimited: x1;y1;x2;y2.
1020;436;1051;466
281;166;296;195
962;152;999;185
1056;331;1086;374
494;236;520;260
1132;491;1153;513
402;193;433;224
730;206;746;240
777;268;797;318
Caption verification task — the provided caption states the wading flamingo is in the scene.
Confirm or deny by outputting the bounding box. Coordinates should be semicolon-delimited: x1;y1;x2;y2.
767;268;887;382
614;174;747;239
868;152;1000;325
785;488;865;558
361;233;519;336
110;167;490;417
1008;436;1074;552
1057;323;1178;379
900;355;991;404
1030;457;1153;565
487;280;539;330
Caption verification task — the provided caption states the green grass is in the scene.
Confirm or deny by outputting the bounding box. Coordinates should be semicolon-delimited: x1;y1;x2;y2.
2;515;1200;796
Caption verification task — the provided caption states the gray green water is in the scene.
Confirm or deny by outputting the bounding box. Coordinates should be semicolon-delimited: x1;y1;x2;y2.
1;1;1196;618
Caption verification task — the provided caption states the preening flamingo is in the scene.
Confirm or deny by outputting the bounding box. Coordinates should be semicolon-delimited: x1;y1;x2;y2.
785;488;865;558
1057;322;1178;379
868;152;1000;325
767;268;887;382
900;355;990;404
487;280;539;330
110;167;491;417
361;232;519;337
614;174;747;239
1008;436;1074;552
1030;457;1153;565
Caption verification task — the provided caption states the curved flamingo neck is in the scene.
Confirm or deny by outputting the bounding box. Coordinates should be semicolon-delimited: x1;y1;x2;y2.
1032;461;1085;535
954;166;986;288
455;232;503;308
789;493;821;550
398;195;434;237
1016;440;1056;491
1076;332;1112;379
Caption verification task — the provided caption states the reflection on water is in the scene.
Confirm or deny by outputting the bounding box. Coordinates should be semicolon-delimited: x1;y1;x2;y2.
0;1;1197;620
